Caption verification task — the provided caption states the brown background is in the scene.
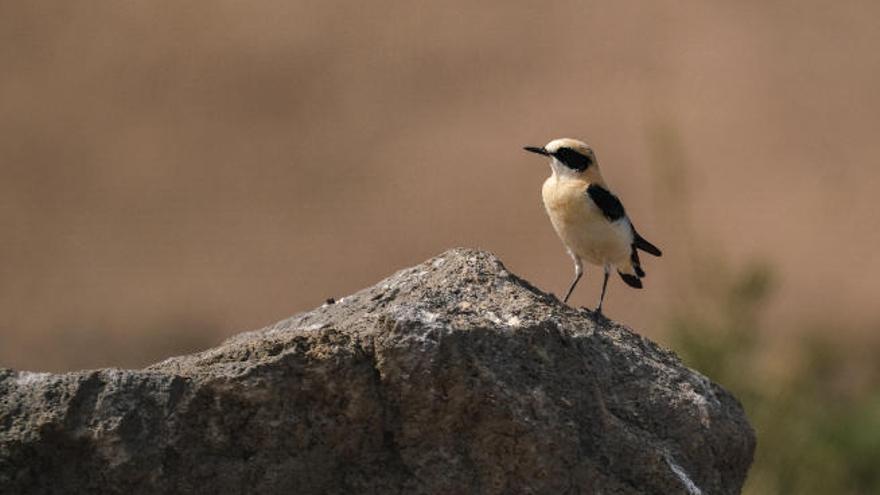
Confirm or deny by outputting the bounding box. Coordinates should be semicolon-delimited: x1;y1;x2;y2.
2;1;878;371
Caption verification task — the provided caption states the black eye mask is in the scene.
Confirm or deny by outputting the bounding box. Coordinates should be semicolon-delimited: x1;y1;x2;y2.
553;147;593;171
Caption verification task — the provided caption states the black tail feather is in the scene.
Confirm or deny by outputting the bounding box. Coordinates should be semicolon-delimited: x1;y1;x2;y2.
634;231;662;257
618;271;643;289
630;247;646;277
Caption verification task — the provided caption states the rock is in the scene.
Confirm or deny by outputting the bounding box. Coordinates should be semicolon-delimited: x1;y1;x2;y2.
0;248;754;494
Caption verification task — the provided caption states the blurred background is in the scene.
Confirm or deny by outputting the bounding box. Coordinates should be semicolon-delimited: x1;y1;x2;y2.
2;1;879;492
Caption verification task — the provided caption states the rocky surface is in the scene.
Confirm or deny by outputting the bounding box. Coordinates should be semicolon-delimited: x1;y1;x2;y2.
0;248;754;494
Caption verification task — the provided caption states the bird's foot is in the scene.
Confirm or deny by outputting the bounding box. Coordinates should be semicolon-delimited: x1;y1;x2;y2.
580;306;608;321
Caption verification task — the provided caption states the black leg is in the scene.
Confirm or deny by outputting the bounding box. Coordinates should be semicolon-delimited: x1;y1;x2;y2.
596;267;610;314
563;271;582;304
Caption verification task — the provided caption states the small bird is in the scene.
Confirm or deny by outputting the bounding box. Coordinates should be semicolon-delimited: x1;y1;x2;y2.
524;138;661;315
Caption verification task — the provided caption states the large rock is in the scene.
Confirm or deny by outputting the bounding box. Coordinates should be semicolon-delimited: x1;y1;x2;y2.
0;248;754;494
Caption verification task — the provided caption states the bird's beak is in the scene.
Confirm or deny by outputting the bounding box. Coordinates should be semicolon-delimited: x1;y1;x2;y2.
523;146;550;156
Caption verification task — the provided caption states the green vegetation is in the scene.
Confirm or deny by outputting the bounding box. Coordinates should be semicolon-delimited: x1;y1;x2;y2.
664;260;880;495
649;124;880;494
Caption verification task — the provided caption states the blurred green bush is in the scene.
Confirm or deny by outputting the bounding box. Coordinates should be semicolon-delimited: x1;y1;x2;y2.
650;124;880;494
664;261;880;494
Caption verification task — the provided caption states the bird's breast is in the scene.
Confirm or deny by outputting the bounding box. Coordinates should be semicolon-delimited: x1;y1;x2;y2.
542;177;597;226
541;177;631;265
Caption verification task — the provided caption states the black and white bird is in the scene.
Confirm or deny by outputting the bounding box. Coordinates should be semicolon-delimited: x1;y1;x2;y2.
524;138;662;315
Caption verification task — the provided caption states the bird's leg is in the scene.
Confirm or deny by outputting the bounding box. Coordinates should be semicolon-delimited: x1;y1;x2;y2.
596;265;610;315
563;256;583;304
563;273;581;304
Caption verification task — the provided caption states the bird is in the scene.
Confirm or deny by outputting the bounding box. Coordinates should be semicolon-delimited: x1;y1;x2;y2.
524;138;661;315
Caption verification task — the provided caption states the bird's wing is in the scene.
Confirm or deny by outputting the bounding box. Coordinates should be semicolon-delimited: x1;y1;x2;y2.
586;184;626;222
586;184;662;257
633;230;662;256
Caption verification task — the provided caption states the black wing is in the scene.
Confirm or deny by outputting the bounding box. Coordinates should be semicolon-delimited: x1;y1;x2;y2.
587;184;663;257
586;184;625;222
633;230;662;257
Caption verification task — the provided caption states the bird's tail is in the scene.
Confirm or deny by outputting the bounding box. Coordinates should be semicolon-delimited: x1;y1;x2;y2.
617;245;646;289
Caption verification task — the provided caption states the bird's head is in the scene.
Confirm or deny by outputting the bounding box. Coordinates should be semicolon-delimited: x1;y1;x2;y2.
524;138;599;180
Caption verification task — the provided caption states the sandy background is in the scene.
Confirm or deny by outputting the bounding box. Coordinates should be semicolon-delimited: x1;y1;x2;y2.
2;1;878;371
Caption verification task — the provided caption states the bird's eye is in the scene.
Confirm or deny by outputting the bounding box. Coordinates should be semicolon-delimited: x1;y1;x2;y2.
554;148;592;171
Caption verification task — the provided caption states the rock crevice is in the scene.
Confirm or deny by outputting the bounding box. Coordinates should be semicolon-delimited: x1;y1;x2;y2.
0;248;754;494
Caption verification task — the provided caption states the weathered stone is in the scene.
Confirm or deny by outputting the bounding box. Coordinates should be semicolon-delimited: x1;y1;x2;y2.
0;248;754;494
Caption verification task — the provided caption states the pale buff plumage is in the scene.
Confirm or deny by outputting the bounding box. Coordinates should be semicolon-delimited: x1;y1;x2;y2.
541;174;635;274
525;138;661;314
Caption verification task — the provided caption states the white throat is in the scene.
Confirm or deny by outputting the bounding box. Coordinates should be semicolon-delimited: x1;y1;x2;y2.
549;158;582;180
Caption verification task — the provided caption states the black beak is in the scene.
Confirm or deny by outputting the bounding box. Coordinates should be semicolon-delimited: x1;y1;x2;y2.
523;146;550;156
